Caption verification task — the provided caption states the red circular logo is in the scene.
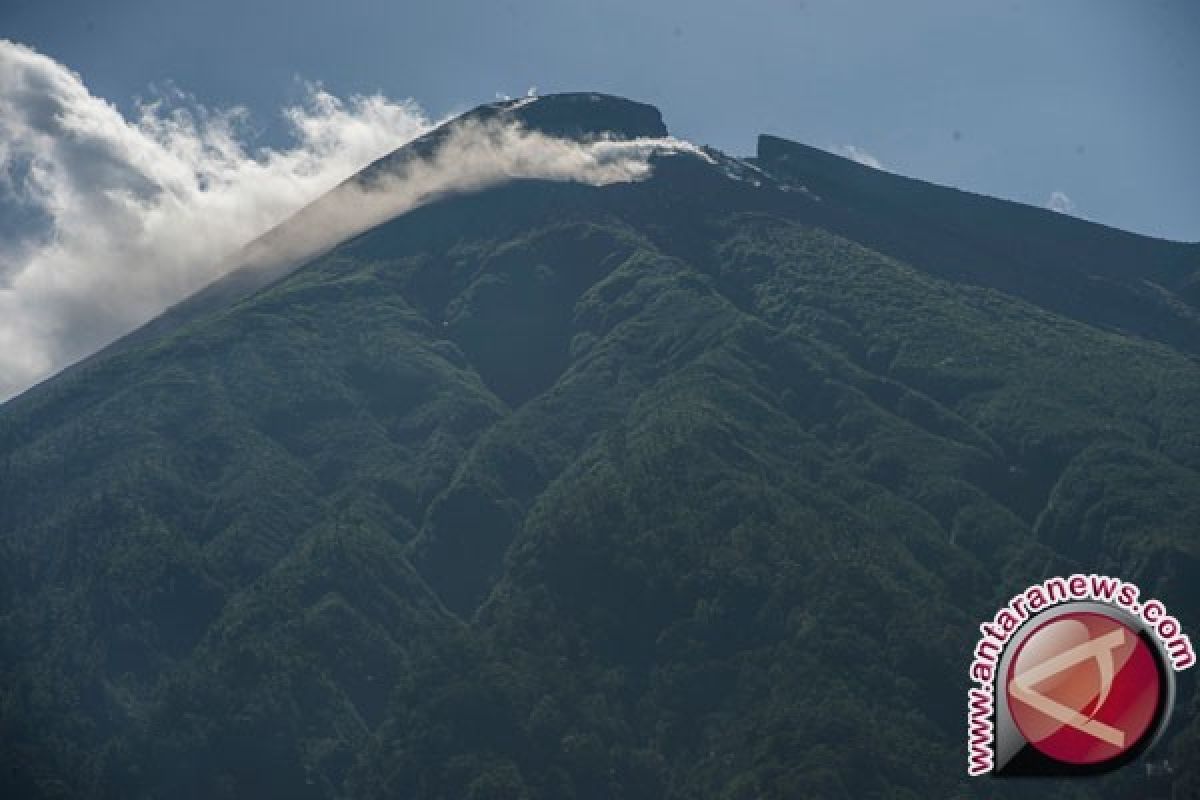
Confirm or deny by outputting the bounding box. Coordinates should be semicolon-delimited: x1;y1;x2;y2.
1005;611;1163;765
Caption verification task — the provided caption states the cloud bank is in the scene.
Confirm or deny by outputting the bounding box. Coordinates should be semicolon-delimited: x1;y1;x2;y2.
0;41;704;400
0;40;432;399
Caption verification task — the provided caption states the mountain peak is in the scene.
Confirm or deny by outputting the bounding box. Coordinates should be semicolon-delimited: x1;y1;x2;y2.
349;92;669;191
478;92;668;140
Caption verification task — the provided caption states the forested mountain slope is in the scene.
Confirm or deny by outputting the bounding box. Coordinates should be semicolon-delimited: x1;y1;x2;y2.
2;94;1197;800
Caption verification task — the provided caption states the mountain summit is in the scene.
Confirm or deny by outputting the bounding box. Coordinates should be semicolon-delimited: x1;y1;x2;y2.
355;93;672;186
428;92;669;141
2;94;1198;800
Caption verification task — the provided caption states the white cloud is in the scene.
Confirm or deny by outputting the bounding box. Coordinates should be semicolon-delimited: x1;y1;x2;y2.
0;39;431;399
834;144;885;170
1045;190;1077;215
0;41;706;401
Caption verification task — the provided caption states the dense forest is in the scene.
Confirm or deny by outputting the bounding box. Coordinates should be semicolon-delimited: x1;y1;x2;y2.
2;95;1198;799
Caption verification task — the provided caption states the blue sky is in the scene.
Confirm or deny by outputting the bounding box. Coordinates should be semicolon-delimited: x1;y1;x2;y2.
3;0;1197;242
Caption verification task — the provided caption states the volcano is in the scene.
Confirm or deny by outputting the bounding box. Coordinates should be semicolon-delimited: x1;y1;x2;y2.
2;93;1198;800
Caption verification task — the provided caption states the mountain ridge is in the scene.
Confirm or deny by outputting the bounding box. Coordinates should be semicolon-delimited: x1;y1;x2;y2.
11;93;1197;412
2;93;1198;799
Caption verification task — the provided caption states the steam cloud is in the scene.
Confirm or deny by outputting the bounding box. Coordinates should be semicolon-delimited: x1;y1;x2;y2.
240;116;711;282
1045;190;1077;215
835;144;885;171
0;41;705;400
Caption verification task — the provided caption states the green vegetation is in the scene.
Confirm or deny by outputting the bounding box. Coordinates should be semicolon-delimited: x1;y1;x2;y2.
2;105;1198;798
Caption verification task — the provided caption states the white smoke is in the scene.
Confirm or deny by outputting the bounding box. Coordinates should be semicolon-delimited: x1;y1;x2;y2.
248;117;710;275
835;144;885;171
0;40;706;401
1045;190;1077;215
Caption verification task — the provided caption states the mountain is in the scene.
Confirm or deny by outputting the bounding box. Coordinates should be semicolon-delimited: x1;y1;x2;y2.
2;93;1198;800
